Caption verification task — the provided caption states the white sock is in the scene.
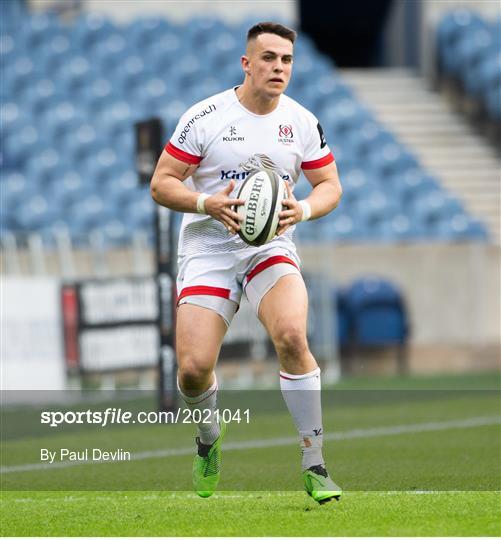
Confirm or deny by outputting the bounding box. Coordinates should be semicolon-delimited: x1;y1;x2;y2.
280;367;325;470
178;377;220;445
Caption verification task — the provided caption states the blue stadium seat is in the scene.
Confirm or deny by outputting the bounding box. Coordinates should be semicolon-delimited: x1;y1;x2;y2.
97;100;138;138
113;129;135;158
318;210;371;243
122;190;155;230
81;146;120;184
56;54;98;93
21;12;60;49
58;121;102;162
300;73;353;111
0;30;28;67
9;55;44;93
76;76;118;113
367;143;419;179
355;190;400;230
321;98;371;135
376;213;426;241
175;52;212;88
38;100;87;139
207;31;238;69
65;194;114;233
437;11;501;121
293;51;334;85
393;169;439;206
24;148;69;187
347;121;397;158
339;167;371;205
125;17;171;51
437;9;486;76
433;213;489;241
2;171;32;210
148;31;183;72
344;276;409;372
16;193;61;232
37;30;75;74
3;125;44;169
0;101;31;146
478;50;501;90
72;13;116;51
20;77;65;117
100;168;140;206
109;54;153;93
409;190;465;229
458;28;497;96
184;17;227;48
128;76;172;111
87;31;130;72
45;169;96;208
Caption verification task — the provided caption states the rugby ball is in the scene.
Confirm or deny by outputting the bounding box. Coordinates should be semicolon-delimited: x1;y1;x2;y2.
235;168;286;246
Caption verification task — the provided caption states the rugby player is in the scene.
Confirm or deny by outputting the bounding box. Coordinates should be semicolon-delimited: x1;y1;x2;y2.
151;21;343;504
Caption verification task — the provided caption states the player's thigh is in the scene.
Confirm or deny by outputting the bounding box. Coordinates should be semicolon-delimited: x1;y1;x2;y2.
176;303;228;372
257;273;309;343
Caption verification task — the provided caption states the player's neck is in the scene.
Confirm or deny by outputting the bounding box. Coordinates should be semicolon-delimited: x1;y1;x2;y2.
235;84;280;115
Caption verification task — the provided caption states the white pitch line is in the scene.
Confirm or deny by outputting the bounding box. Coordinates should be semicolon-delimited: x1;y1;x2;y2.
1;415;499;475
5;491;501;505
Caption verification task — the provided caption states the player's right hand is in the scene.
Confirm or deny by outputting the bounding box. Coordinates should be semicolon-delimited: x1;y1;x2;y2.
204;179;245;235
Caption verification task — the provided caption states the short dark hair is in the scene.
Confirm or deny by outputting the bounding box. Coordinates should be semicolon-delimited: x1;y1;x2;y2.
247;22;297;45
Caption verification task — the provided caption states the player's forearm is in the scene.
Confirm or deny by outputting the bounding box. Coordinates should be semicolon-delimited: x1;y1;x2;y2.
305;178;342;220
150;175;199;213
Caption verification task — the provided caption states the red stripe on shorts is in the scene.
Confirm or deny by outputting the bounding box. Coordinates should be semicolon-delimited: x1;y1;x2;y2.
165;142;203;164
246;256;299;284
177;285;231;304
301;152;334;170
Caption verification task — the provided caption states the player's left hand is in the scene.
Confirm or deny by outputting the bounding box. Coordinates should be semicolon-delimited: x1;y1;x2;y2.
277;181;301;236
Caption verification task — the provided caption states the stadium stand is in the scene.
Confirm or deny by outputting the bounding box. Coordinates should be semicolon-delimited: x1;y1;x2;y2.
0;5;491;248
436;9;501;122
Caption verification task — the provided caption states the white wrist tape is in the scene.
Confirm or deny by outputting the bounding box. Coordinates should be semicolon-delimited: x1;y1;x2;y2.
196;193;210;214
299;200;312;222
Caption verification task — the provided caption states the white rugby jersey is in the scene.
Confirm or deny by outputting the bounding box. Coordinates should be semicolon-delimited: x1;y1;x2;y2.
165;87;335;256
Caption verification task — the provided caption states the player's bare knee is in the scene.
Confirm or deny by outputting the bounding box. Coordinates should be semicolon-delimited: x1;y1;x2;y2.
274;325;309;359
177;356;214;389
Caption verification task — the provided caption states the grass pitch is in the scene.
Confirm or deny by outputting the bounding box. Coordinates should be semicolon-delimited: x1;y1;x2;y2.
2;490;500;536
1;372;500;536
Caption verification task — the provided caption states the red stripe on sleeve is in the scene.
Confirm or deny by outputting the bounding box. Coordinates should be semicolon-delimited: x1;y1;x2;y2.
177;285;231;304
165;142;203;165
246;255;299;284
301;152;335;170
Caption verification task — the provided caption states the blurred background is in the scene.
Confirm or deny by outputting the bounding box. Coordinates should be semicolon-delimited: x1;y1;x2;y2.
1;0;500;395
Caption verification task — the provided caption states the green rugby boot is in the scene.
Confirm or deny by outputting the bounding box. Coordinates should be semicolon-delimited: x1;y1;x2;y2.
303;465;342;504
192;422;226;498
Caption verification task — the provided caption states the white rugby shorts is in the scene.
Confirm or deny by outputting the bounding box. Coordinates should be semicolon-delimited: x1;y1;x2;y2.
176;244;302;326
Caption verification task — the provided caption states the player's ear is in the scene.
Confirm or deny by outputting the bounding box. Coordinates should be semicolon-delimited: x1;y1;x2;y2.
241;55;250;74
